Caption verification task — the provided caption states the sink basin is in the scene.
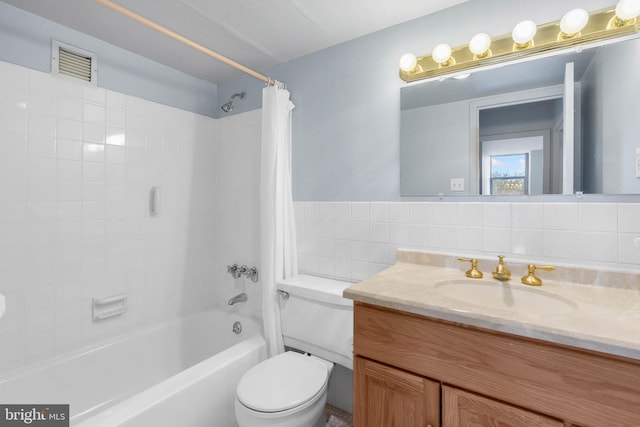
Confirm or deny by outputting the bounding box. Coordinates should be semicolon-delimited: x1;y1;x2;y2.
434;279;577;314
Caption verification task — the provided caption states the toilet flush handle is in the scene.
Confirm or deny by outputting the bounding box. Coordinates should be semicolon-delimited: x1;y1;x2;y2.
277;290;289;300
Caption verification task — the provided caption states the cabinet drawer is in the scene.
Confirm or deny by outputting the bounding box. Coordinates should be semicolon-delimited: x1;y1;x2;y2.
443;386;562;427
354;302;640;427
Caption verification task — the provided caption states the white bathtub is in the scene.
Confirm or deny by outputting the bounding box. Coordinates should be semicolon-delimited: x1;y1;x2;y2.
0;310;266;426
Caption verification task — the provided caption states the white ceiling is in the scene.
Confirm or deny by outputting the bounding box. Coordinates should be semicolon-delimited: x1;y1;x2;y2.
1;0;466;84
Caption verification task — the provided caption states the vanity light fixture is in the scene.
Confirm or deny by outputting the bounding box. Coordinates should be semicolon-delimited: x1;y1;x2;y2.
469;33;492;59
399;2;640;83
512;20;537;49
432;43;455;66
559;9;590;39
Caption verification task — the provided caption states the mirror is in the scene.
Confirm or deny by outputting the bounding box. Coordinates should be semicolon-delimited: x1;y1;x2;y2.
400;36;640;196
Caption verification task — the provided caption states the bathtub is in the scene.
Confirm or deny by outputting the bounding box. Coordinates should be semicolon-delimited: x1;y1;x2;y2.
0;310;266;426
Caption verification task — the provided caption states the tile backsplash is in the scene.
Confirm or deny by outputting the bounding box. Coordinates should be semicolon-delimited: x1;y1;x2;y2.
295;201;640;282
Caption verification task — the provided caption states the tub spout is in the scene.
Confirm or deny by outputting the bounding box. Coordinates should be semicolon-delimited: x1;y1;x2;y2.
228;293;248;305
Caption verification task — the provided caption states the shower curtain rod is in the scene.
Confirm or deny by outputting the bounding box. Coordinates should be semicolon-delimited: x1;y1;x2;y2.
96;0;278;86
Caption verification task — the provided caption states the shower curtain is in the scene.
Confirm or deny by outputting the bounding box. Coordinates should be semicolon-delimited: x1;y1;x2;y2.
260;84;298;357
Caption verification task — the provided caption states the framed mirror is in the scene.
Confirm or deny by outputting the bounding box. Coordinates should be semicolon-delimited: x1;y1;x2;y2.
400;35;640;196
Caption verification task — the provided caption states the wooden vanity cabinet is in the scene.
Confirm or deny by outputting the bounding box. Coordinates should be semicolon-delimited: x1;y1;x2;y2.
353;302;640;427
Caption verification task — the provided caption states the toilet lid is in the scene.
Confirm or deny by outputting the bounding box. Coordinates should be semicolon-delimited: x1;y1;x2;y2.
237;351;329;413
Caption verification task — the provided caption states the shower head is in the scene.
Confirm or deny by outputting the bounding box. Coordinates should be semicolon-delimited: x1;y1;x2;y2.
221;91;246;113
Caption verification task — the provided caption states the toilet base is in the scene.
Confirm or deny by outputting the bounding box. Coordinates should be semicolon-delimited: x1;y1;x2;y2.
235;393;327;427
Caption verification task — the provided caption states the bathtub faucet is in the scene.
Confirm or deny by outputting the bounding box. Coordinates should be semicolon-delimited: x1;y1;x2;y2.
228;293;248;305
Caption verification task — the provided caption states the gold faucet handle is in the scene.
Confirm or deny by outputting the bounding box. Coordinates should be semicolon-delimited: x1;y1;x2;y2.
521;264;555;286
457;257;483;279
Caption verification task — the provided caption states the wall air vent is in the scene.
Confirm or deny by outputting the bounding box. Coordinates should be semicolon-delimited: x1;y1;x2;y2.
52;40;97;85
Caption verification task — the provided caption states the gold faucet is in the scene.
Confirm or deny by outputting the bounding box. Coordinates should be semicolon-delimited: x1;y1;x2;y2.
492;256;511;281
521;264;555;286
457;258;483;279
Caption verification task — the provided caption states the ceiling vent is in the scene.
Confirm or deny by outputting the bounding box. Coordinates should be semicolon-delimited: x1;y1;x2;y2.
52;40;97;85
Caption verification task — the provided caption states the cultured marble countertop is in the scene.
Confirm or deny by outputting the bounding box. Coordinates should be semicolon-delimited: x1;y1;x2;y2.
344;251;640;361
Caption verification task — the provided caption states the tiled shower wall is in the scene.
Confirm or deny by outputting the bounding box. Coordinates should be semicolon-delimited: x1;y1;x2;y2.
0;60;219;373
295;201;640;282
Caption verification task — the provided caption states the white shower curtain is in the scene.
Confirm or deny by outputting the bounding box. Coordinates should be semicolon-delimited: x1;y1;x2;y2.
260;84;298;358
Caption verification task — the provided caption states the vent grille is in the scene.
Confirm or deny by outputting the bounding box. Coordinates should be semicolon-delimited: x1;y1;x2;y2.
52;40;97;85
58;48;93;82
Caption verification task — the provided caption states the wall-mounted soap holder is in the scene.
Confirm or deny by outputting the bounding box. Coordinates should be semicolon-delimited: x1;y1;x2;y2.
92;293;127;321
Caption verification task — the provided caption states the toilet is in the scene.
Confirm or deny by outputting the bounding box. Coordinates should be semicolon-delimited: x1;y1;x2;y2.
235;274;353;427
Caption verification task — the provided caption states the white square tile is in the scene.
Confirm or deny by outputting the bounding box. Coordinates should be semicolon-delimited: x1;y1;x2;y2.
57;160;82;181
369;242;388;264
351;241;370;261
618;234;640;265
456;226;482;252
28;113;57;137
106;128;126;146
28;178;56;201
389;202;410;223
28;69;56;95
83;143;105;162
83;162;105;182
618;204;640;233
317;219;334;239
57;97;83;120
318;239;335;258
106;145;125;164
351;202;369;221
317;202;334;220
579;232;618;263
579;203;617;232
334;259;351;281
482;227;512;254
0;130;27;157
83;122;105;144
57;139;82;160
389;223;412;245
57;180;82;201
543;230;580;260
28;135;56;158
28;158;56;180
335;220;351;240
0;108;27;133
304;202;318;219
334;240;351;261
483;203;511;228
411;224;430;247
511;229;543;257
57;119;82;141
351;221;370;241
410;203;431;224
318;257;335;278
28;91;56;115
106;90;126;110
27;201;55;223
511;203;543;229
369;202;388;222
84;87;106;105
84;103;105;125
334;203;350;220
544;203;578;231
457;203;483;227
430;225;457;250
57;201;82;221
370;222;389;243
432;203;457;225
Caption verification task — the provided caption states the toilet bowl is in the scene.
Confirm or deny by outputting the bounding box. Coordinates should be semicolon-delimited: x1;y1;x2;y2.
235;351;333;427
234;275;353;427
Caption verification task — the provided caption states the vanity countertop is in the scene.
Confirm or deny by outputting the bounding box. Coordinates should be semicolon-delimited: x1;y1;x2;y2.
344;250;640;361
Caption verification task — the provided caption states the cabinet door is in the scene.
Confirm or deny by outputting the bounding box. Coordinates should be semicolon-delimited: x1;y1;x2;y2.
354;356;440;427
442;386;563;427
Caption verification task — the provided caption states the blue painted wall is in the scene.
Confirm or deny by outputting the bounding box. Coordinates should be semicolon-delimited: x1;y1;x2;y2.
0;2;218;117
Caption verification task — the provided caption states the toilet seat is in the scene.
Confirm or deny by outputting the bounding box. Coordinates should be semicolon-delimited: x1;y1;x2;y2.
237;351;330;413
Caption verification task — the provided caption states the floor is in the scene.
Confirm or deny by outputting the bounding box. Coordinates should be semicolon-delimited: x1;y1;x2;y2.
325;404;353;427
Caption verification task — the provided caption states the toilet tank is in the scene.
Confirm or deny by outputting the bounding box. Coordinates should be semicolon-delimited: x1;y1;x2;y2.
277;275;354;369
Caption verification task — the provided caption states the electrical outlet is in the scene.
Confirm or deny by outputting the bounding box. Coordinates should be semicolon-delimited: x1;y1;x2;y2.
450;178;464;192
636;147;640;178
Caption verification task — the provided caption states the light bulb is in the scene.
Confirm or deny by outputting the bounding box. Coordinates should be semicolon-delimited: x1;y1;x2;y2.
469;33;491;56
398;53;418;72
512;20;537;45
432;43;452;64
616;0;640;20
560;9;589;35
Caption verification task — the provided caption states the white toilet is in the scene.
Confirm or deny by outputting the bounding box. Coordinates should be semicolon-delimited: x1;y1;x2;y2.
235;274;353;427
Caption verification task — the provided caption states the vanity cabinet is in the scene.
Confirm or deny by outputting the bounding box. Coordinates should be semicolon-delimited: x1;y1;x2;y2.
353;302;640;427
